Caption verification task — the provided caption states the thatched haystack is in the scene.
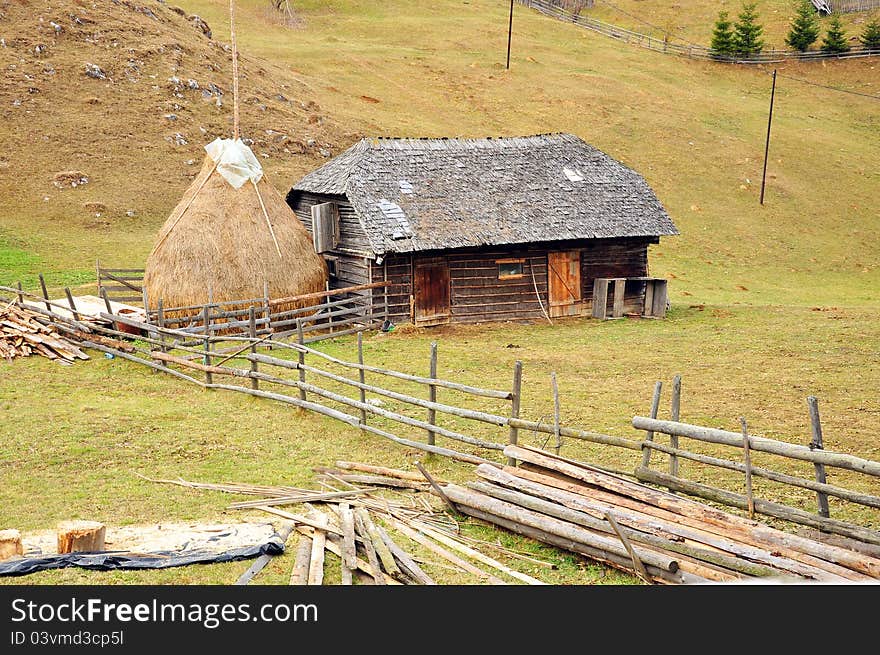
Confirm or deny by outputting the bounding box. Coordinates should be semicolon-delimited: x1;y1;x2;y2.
144;143;327;317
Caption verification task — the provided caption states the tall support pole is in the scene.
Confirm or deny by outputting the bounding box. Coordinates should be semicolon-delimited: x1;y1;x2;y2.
506;0;514;69
760;69;777;206
229;0;241;139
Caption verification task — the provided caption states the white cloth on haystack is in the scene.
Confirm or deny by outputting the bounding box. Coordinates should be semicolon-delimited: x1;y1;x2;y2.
204;137;263;189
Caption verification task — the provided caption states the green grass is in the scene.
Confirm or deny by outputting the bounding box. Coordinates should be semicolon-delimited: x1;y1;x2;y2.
0;0;878;585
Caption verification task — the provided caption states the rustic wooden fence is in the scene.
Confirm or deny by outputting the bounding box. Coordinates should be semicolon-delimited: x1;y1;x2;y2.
833;0;880;12
95;261;144;304
634;377;880;546
522;0;880;64
3;286;878;546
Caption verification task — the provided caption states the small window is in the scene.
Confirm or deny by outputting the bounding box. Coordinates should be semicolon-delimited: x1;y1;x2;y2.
497;259;525;280
324;256;338;279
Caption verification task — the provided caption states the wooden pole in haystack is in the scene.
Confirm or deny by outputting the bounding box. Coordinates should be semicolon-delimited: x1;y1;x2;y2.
230;0;241;140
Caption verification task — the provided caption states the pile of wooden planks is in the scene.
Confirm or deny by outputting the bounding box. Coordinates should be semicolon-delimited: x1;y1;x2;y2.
0;303;89;363
441;445;880;584
146;461;549;585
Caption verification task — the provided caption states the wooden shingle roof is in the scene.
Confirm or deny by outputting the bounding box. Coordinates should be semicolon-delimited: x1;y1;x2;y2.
291;133;678;255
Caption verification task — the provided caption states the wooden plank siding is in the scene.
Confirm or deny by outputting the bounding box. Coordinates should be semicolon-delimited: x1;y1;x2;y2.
581;238;653;315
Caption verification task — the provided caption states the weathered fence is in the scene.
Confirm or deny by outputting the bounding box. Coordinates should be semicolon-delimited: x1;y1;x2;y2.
3;285;878;546
635;376;880;546
833;0;880;12
95;261;144;304
521;0;880;64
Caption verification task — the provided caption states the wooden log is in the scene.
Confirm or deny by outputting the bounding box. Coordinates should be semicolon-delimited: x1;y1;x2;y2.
316;530;401;585
415;461;458;514
15;281;23;305
322;473;427;491
807;396;831;518
234;522;296;585
407;519;546;585
57;521;105;554
634;467;880;547
640;381;663;469
290;534;313;585
636;440;880;510
64;288;80;321
632;417;880;478
456;506;695;585
353;508;386;585
669;374;681;476
741;417;755;519
359;509;401;579
442;484;680;573
471;470;804;580
507;360;523;466
254;506;344;537
508;464;874;581
339;502;355;585
308;528;326;586
506;445;880;575
388;517;506;584
427;341;438;445
0;529;23;561
335;461;427;483
551;372;561;455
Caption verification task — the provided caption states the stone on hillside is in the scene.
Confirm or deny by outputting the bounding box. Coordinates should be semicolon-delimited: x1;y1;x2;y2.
53;171;89;189
85;63;106;79
189;15;211;39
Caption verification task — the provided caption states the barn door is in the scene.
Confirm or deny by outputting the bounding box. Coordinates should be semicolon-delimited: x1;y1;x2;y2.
548;251;582;318
413;259;450;325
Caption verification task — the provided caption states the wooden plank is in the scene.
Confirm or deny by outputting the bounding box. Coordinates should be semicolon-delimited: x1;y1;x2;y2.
375;525;436;585
339;502;356;585
235;522;295;585
353;508;386;585
604;511;652;583
591;278;609;319
612;279;626;318
308;526;326;586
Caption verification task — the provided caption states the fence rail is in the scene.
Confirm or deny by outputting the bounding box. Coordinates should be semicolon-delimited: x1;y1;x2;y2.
522;0;880;64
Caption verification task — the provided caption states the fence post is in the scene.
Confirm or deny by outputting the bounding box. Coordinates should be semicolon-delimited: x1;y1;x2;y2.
64;288;80;321
100;287;119;333
807;396;831;518
427;342;438;446
551;372;561;455
506;360;523;467
157;299;166;353
15;281;23;305
639;381;663;469
357;331;367;424
740;417;755;520
38;273;51;312
249;306;259;391
669;374;681;476
297;318;306;401
202;305;213;385
264;280;272;350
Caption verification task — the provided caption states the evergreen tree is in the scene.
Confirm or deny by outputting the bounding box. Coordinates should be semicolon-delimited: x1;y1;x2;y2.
785;0;820;52
710;10;737;56
733;2;765;55
821;13;851;53
860;18;880;50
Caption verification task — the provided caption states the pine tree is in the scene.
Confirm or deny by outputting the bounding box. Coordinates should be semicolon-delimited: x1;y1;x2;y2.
821;14;851;53
710;10;737;56
860;18;880;50
785;0;820;52
733;2;765;55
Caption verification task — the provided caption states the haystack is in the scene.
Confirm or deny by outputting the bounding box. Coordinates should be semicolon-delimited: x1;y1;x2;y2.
143;139;327;314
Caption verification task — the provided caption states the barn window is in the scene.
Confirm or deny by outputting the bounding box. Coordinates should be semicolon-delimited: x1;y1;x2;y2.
497;259;525;280
324;255;338;279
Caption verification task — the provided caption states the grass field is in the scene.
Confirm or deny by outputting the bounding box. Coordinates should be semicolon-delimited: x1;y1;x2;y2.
0;0;878;585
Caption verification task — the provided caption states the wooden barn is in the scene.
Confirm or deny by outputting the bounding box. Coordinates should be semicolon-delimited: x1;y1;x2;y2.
287;133;677;326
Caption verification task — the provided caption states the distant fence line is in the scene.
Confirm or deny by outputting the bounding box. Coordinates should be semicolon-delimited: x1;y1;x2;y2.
520;0;880;64
834;0;880;12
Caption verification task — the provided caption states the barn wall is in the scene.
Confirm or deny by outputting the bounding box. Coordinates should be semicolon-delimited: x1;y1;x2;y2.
580;238;652;315
287;191;371;252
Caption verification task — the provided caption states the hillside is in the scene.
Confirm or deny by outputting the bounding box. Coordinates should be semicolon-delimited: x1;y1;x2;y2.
0;0;349;288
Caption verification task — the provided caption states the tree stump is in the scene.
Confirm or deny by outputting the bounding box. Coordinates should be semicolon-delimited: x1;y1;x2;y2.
0;529;23;560
57;521;106;554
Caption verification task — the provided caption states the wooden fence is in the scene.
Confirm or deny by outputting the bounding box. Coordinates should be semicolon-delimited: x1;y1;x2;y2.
3;285;878;546
634;377;880;546
833;0;880;12
95;261;144;305
522;0;880;64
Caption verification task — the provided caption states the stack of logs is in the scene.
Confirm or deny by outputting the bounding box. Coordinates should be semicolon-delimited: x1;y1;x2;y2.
0;303;90;363
441;445;880;584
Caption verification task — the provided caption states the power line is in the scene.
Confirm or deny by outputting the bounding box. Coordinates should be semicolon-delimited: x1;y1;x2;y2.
772;70;880;101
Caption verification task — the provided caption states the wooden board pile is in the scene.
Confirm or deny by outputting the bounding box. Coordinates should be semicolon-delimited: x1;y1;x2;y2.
144;461;548;585
0;303;89;363
441;445;880;584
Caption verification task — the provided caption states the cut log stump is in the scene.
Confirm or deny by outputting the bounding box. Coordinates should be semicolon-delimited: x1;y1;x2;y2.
57;521;106;554
0;529;24;560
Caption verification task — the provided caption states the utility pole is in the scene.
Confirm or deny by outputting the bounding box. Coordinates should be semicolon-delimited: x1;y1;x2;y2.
760;69;777;206
506;0;514;69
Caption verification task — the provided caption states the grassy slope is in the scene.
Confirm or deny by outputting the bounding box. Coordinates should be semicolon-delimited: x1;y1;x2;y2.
1;1;878;584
